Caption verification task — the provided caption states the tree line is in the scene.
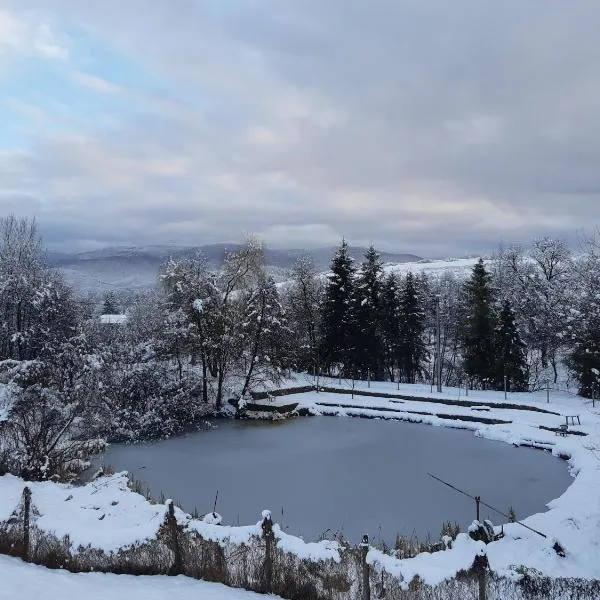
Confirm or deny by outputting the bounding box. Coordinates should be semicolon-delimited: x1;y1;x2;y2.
1;214;599;480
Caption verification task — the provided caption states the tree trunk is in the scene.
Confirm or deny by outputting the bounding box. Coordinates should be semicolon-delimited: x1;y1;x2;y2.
201;354;208;403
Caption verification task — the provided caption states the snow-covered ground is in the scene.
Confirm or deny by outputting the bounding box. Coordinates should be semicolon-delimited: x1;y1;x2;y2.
383;256;485;278
0;555;281;600
1;377;600;592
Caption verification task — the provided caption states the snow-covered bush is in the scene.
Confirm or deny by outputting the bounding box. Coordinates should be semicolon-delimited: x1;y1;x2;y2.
0;384;104;481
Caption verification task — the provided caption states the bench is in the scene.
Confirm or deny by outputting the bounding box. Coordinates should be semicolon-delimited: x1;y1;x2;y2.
556;424;568;437
565;415;581;426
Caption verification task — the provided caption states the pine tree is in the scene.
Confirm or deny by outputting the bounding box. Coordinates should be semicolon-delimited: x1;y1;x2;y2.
380;272;402;380
355;246;384;379
494;300;528;391
462;259;496;388
398;272;428;383
102;291;119;314
319;240;357;376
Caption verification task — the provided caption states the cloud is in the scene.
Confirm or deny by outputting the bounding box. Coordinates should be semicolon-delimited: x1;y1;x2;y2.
0;8;67;61
72;71;122;94
0;1;599;256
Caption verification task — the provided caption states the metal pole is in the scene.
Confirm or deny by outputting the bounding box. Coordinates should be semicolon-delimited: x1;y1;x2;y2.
504;375;507;400
368;369;371;388
476;496;481;522
547;381;550;403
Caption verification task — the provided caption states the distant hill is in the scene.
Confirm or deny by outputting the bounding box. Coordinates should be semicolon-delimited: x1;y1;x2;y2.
49;244;422;293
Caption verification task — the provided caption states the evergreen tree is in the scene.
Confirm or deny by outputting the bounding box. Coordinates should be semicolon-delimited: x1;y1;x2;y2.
355;246;385;379
102;291;119;314
319;240;357;376
462;259;496;388
398;272;428;383
494;300;528;391
380;272;402;380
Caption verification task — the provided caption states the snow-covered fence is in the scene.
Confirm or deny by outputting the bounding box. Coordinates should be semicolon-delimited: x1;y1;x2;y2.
1;482;599;600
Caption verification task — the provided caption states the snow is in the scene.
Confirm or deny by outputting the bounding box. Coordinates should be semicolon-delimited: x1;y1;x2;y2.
383;256;486;278
369;535;487;589
99;314;127;325
273;524;341;563
0;472;172;553
202;511;222;525
0;555;281;600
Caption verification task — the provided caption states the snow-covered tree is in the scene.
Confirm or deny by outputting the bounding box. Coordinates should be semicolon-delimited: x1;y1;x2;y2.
319;240;358;376
0;216;77;361
461;259;496;388
282;255;323;372
423;271;465;387
1;334;105;480
102;291;119;315
380;272;402;380
355;246;385;379
160;253;212;400
494;239;572;385
240;275;291;397
398;272;428;384
494;300;528;391
568;230;600;397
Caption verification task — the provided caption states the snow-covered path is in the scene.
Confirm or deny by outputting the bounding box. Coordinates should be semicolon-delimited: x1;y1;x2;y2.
0;555;280;600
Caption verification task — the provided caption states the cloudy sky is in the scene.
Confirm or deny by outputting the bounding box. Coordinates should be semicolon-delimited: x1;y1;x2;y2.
1;1;599;256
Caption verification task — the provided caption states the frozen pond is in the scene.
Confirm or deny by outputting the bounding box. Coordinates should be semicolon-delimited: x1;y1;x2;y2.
98;416;572;544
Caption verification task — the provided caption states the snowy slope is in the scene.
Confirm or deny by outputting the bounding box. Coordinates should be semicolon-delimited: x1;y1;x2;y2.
0;555;281;600
383;256;487;277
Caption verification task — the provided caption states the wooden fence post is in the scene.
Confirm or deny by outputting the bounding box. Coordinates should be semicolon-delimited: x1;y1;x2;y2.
166;500;183;575
261;510;274;594
23;487;31;562
360;534;370;600
473;552;488;600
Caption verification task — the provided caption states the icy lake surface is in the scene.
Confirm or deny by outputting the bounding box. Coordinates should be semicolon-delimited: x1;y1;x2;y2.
99;417;572;544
